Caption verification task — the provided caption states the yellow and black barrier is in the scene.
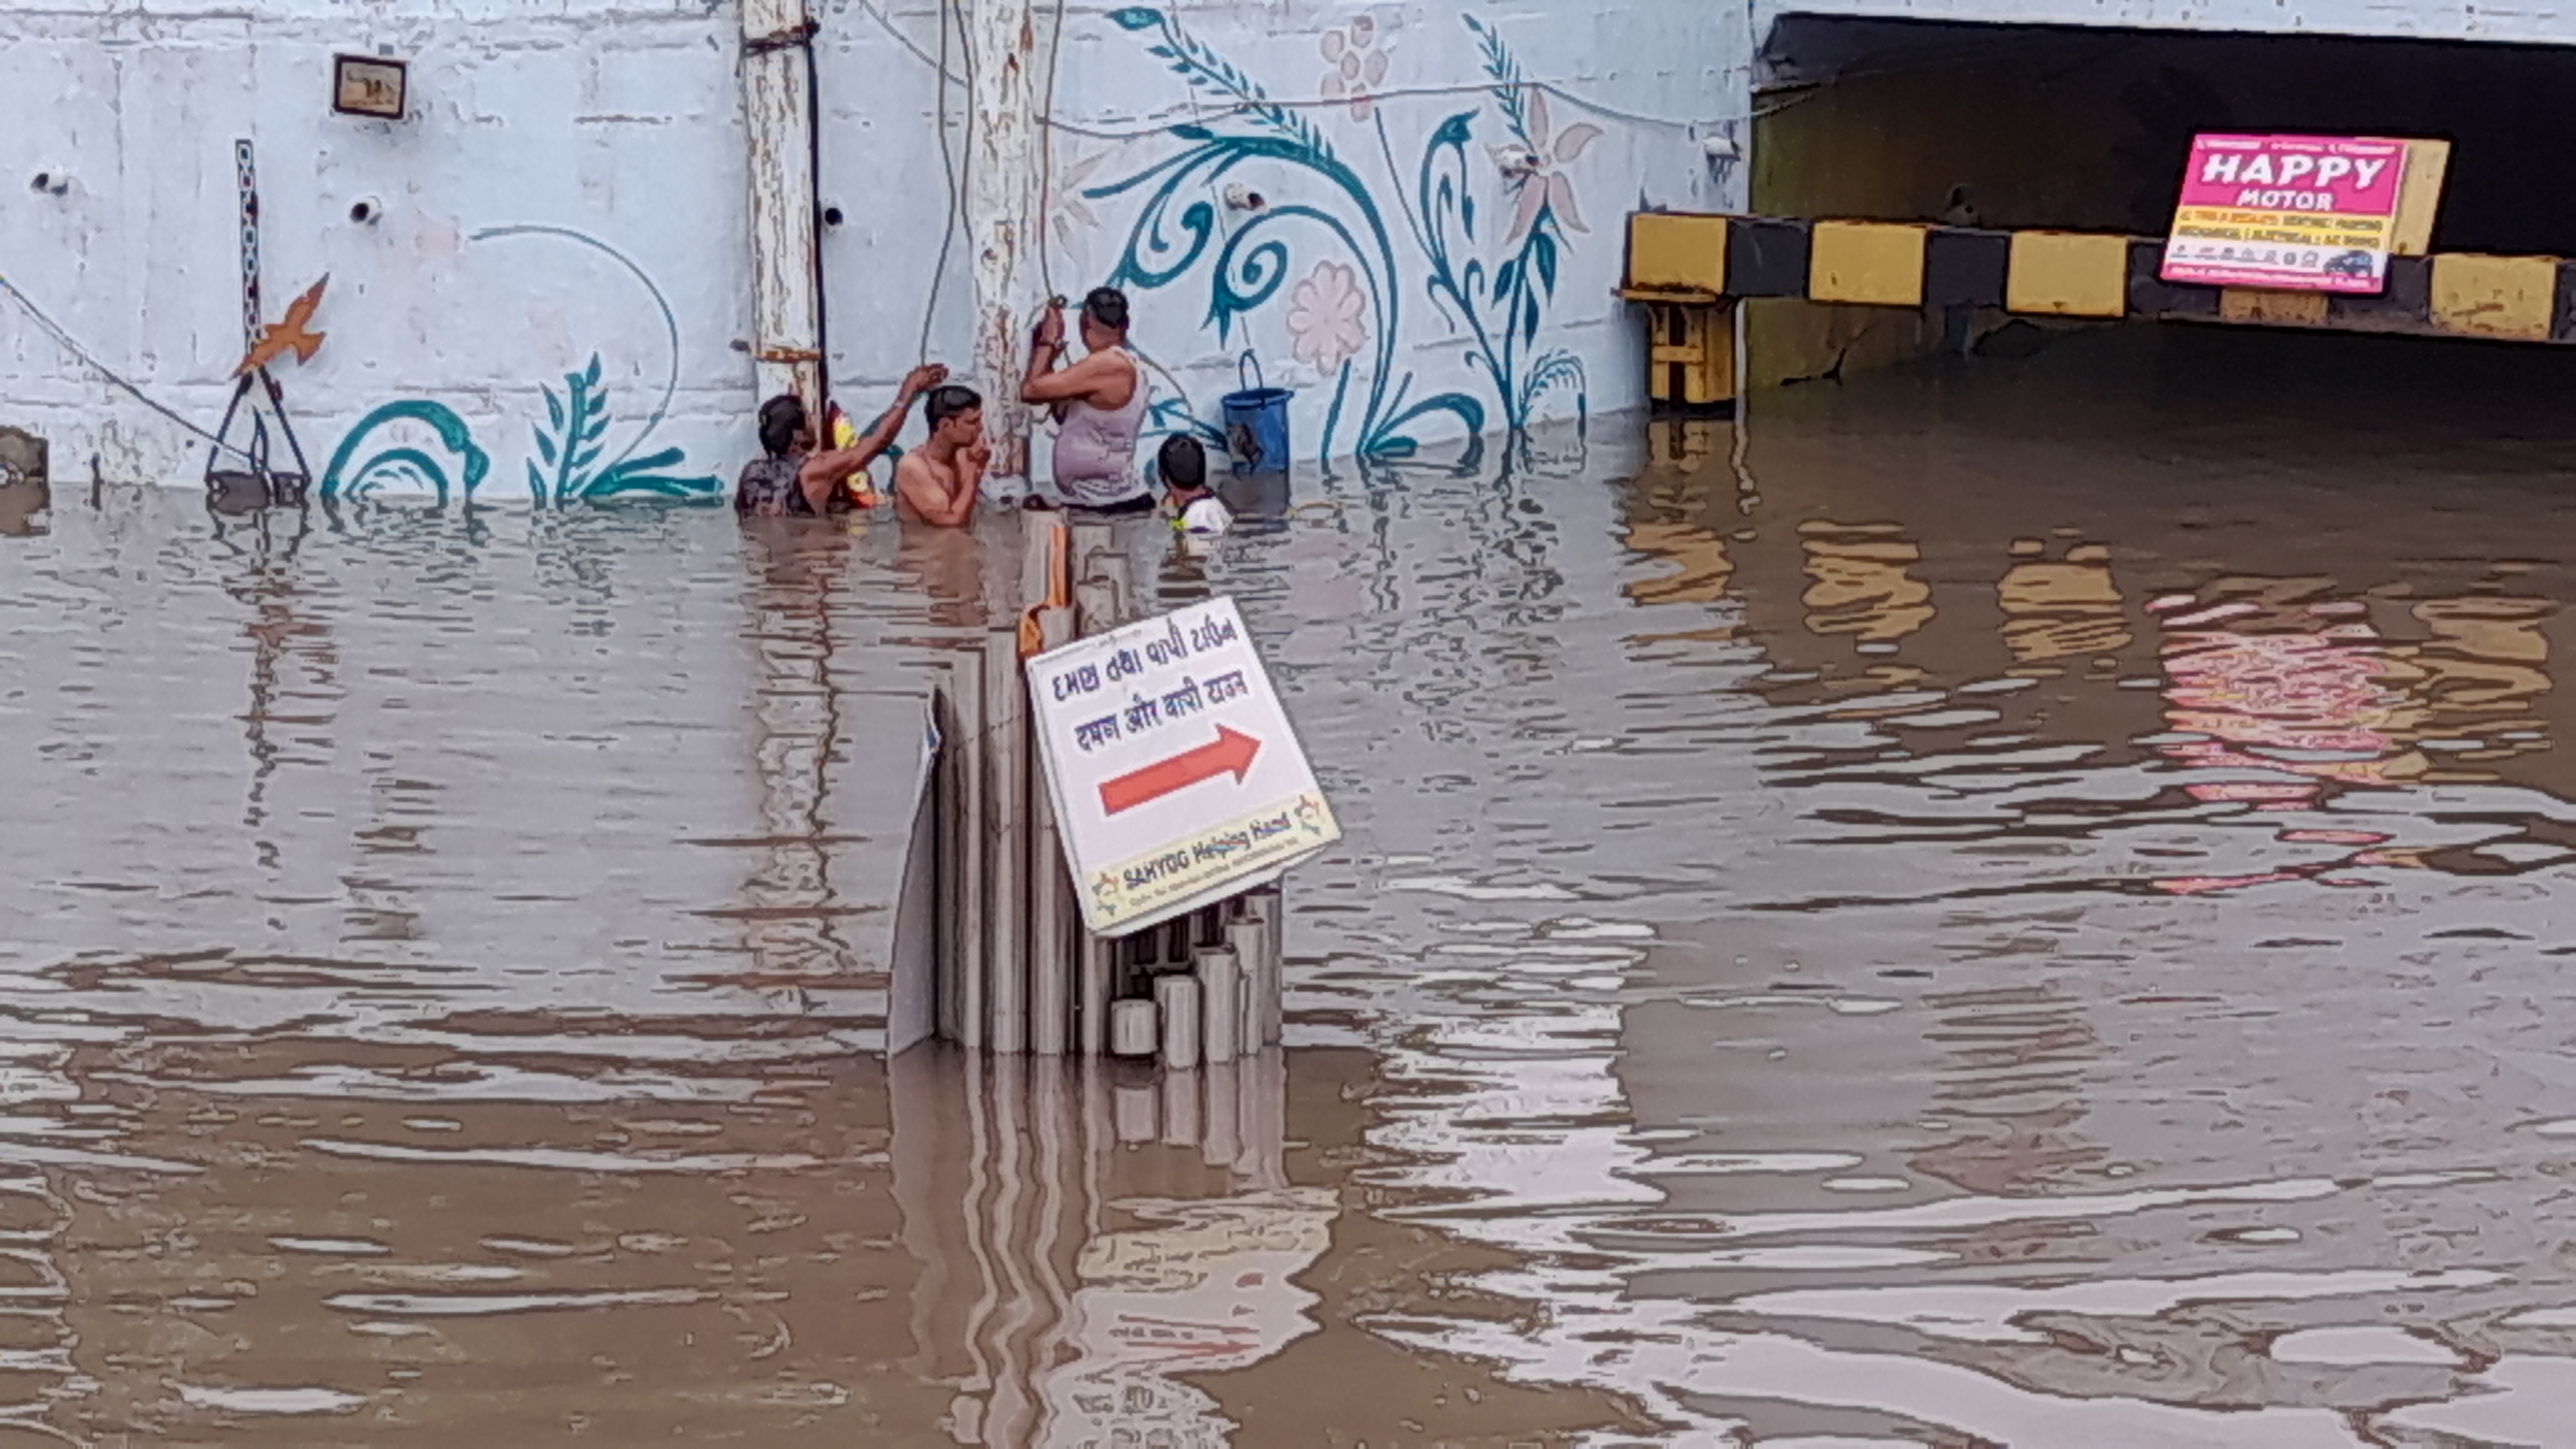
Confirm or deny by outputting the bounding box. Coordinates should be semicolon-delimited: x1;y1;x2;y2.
1623;211;2576;406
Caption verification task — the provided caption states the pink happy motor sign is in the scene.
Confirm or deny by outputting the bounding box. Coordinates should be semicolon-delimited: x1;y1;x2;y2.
2161;134;2409;294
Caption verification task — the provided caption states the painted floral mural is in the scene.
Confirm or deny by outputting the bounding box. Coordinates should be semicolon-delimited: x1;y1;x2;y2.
1494;90;1600;242
1088;6;1593;463
320;226;722;505
1285;261;1368;373
1318;17;1388;122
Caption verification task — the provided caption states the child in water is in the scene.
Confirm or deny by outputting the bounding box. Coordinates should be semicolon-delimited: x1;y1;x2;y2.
1155;434;1232;537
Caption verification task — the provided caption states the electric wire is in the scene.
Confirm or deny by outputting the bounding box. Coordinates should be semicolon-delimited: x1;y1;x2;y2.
1041;80;1740;142
851;0;966;84
0;272;256;464
1034;0;1068;303
918;0;967;363
853;0;1731;132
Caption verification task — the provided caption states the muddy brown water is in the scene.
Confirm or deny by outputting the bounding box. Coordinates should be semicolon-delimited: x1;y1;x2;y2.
11;325;2576;1444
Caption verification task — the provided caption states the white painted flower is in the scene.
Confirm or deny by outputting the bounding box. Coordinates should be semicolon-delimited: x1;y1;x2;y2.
1285;260;1367;372
1050;150;1109;259
1318;15;1389;122
1490;90;1603;242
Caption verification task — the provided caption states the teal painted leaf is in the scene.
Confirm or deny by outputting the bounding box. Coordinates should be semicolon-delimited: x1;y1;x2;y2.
579;472;723;500
1533;232;1558;294
534;426;558;467
544;386;565;433
581;354;603;390
614;446;688;475
1171;124;1214;141
525;460;546;498
1112;7;1164;31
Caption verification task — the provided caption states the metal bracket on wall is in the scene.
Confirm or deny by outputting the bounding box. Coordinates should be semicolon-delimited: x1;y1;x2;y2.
744;19;821;53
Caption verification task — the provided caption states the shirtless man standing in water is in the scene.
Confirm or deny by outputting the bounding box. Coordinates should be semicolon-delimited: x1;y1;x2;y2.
892;384;989;529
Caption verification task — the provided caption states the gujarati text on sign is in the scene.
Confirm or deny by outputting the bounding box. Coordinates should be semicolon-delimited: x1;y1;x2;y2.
1026;598;1340;936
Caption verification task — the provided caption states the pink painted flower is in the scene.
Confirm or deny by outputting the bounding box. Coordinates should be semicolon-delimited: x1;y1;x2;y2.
1492;90;1603;242
1285;260;1367;372
1318;17;1388;122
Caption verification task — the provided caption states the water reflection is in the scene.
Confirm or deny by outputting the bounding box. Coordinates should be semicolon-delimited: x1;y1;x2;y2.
17;324;2576;1441
1996;540;2128;666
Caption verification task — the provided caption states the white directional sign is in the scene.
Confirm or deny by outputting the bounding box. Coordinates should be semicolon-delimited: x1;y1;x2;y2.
1026;597;1340;936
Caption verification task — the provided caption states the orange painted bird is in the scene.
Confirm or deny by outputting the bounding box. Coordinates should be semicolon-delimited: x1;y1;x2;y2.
236;276;328;376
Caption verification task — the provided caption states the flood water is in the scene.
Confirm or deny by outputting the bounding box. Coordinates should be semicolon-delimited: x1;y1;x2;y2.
12;323;2576;1444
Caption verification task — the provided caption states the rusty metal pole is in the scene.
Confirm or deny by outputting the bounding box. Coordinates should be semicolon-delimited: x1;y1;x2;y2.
967;0;1042;488
742;0;824;412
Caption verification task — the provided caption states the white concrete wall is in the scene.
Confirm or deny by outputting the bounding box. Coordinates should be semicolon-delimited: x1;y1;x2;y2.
2;1;755;501
0;0;1745;494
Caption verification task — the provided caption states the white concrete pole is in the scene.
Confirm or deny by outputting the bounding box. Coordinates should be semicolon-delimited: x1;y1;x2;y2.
967;0;1043;484
741;0;824;412
1196;945;1240;1066
1227;914;1269;1051
1029;603;1075;1056
1155;973;1201;1072
984;628;1028;1053
1202;1059;1240;1169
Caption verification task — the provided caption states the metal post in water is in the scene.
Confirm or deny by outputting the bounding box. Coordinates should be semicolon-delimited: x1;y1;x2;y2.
1109;998;1158;1057
1078;931;1113;1057
1155;972;1201;1071
983;629;1027;1053
1160;1068;1201;1148
1202;1058;1240;1169
1252;884;1284;1045
1227;913;1269;1053
1028;605;1075;1056
1074;579;1117;641
1112;1079;1157;1142
1094;553;1134;628
1240;1046;1289;1189
1197;945;1240;1066
934;663;963;1045
952;655;987;1050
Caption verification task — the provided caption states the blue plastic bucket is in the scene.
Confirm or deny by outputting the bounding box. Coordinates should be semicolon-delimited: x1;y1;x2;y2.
1218;352;1293;475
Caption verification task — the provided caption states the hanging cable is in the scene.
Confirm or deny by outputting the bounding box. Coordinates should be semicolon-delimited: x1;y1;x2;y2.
852;0;965;84
805;24;832;410
918;0;972;364
0;272;256;464
1034;0;1069;304
1041;79;1740;141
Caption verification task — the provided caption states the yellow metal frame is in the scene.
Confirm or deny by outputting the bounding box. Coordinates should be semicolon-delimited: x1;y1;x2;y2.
1810;222;1927;307
2431;253;2557;341
2005;232;2129;319
1626;213;1729;301
1645;301;1736;407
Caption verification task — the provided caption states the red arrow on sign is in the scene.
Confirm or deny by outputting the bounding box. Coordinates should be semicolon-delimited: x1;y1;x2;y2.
1099;725;1262;815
